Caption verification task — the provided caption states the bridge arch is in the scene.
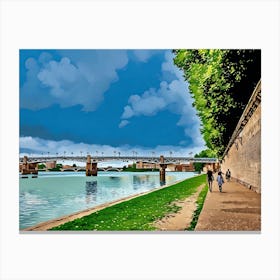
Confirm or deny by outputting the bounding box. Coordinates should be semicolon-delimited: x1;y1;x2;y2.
61;169;76;172
98;168;123;172
76;168;86;172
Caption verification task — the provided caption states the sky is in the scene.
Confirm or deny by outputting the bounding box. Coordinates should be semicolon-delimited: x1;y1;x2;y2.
19;49;206;157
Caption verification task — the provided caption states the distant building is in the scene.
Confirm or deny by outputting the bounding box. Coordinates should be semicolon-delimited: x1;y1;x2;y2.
62;164;74;169
19;156;38;175
45;161;56;169
136;161;158;170
136;161;195;172
175;163;195;172
202;162;220;173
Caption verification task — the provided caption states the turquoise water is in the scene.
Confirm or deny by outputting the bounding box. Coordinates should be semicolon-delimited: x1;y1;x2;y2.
19;171;197;229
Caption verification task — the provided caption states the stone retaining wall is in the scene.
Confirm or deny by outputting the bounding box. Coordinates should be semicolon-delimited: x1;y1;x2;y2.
221;81;261;193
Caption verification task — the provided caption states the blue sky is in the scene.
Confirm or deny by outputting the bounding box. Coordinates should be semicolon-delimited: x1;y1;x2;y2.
20;49;205;157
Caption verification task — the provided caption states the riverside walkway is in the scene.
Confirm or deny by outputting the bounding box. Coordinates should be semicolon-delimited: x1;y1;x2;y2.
195;180;261;231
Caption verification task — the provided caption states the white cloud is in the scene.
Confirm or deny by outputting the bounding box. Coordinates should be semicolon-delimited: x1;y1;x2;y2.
121;105;134;119
118;120;130;128
19;136;203;158
120;51;205;149
38;52;53;64
161;52;183;79
132;50;159;62
37;57;80;97
121;91;166;118
21;50;129;111
20;50;183;114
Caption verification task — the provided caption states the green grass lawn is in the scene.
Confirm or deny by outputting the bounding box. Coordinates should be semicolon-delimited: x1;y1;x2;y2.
50;174;207;231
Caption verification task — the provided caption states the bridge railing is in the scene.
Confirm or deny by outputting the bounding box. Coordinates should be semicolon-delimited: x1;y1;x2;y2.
20;156;218;164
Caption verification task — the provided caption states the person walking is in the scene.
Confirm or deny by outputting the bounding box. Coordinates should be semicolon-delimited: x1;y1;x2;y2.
226;169;231;182
207;168;214;192
217;171;224;192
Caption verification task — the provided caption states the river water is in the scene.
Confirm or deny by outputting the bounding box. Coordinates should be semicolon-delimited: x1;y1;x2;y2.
19;171;197;229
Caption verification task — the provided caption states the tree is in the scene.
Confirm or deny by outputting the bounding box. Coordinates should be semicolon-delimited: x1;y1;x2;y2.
193;149;216;172
38;163;46;169
173;49;261;157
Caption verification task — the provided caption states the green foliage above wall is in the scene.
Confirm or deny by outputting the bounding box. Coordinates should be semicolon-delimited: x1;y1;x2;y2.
173;49;261;157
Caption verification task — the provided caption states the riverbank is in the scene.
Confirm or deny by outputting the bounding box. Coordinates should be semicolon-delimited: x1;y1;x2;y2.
22;174;206;231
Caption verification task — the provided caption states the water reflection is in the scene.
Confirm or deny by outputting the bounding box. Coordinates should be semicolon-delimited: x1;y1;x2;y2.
160;180;166;186
132;175;156;190
85;181;97;204
108;176;121;181
19;171;196;229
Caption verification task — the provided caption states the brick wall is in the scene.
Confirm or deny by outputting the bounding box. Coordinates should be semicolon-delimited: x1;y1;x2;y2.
45;161;56;169
221;82;261;193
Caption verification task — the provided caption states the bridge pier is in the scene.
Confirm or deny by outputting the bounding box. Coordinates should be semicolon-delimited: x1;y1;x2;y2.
86;155;98;176
20;156;38;175
159;155;167;185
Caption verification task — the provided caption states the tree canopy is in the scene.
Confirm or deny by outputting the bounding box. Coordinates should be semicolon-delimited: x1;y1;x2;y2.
173;49;261;157
193;149;216;171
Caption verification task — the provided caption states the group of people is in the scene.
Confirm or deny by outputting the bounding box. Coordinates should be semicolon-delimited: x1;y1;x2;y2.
207;168;231;193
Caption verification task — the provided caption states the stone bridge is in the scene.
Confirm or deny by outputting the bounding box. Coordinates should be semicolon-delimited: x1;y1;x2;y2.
98;167;123;172
21;155;218;164
19;155;218;177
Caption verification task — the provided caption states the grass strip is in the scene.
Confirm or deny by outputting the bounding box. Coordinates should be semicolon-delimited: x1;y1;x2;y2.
50;174;206;231
186;184;208;230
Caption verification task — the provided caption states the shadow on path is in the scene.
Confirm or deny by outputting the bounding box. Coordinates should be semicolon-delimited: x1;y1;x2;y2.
195;180;261;231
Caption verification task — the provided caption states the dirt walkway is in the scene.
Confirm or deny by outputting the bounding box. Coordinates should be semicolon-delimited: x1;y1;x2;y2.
195;180;261;231
154;184;204;231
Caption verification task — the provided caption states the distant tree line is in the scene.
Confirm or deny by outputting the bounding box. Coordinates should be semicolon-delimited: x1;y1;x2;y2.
173;49;261;157
193;149;216;172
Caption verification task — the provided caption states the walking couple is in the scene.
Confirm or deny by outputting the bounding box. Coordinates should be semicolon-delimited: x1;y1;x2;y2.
207;169;224;192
